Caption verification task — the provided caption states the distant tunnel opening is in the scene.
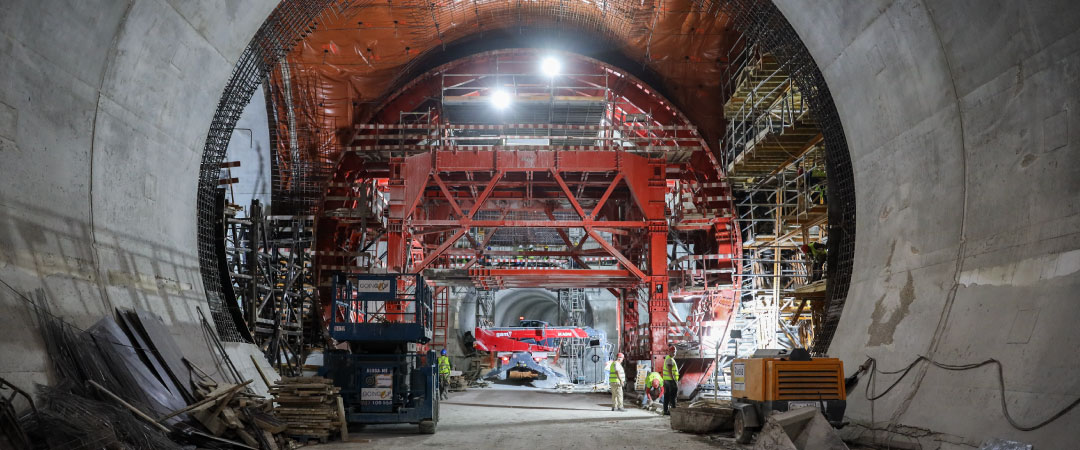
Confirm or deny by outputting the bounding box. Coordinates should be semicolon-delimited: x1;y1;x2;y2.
493;289;595;329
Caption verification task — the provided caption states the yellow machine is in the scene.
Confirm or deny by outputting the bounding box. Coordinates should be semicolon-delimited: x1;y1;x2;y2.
730;349;846;443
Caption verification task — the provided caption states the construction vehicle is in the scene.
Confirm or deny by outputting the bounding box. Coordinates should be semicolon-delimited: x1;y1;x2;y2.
472;320;590;380
730;348;846;444
322;273;439;434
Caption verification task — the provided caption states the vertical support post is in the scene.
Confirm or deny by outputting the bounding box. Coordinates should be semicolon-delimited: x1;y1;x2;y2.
647;221;669;370
622;289;638;358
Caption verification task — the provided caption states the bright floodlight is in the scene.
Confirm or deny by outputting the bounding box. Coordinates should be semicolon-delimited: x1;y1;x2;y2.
540;56;562;77
490;89;512;110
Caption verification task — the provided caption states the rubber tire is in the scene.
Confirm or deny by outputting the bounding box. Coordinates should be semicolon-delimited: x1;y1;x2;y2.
419;419;436;434
733;410;753;444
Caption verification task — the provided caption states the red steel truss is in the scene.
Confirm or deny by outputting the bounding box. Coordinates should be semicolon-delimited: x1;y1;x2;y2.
314;51;741;367
380;148;679;367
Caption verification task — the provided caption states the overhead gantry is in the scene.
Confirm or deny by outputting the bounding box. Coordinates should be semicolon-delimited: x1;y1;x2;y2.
301;51;740;369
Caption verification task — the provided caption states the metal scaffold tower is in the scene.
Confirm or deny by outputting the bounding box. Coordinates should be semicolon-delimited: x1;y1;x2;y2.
558;288;589;384
475;289;495;328
721;44;830;355
559;288;586;327
224;199;315;376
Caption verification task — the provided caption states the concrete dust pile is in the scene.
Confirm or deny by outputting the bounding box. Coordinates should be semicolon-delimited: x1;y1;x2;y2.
752;407;847;450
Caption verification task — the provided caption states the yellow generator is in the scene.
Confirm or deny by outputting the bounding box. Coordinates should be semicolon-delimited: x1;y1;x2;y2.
730;349;846;443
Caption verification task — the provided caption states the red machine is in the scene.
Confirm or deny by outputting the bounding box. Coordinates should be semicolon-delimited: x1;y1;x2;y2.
472;324;590;380
472;326;588;353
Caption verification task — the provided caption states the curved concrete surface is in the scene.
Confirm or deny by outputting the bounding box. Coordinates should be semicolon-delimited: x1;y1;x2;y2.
775;1;1080;447
1;0;1077;447
0;0;276;391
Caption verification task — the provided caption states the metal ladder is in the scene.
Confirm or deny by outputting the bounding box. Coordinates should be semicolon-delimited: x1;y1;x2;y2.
563;338;587;384
560;288;586;326
475;289;494;328
556;288;588;383
432;287;450;350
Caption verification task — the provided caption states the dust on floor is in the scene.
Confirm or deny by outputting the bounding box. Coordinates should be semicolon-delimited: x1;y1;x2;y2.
313;386;749;449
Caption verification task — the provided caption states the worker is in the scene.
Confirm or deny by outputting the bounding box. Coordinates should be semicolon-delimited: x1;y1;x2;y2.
662;345;680;415
801;242;827;281
608;352;626;412
641;371;664;409
438;349;451;400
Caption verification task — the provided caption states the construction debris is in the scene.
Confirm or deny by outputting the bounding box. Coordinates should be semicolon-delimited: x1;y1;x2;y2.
0;377;34;450
670;406;734;434
752;407;847;450
270;376;345;443
16;292;345;450
448;370;468;392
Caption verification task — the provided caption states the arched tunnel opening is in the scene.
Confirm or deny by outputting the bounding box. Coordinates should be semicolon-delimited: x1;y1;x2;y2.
2;0;1078;448
199;0;859;438
201;0;856;393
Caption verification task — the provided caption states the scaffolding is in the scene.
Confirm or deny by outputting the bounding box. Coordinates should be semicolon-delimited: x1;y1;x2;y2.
475;289;495;328
223;199;316;376
721;45;829;354
558;288;587;327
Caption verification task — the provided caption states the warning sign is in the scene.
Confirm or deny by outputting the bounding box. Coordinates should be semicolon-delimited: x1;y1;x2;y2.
732;362;745;391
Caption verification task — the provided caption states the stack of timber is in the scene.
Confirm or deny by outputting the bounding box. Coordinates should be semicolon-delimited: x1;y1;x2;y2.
270;377;347;443
176;378;294;450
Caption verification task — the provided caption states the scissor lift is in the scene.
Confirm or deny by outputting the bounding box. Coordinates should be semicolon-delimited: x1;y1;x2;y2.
323;273;439;434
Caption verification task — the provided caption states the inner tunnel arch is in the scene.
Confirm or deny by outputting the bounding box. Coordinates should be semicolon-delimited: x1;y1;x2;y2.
200;0;856;354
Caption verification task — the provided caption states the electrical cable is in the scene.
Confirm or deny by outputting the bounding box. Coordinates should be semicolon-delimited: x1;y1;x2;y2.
861;355;1080;432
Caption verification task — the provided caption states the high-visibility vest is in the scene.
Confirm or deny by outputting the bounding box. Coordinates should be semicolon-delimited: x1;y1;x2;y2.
608;361;623;384
662;355;679;382
438;355;451;375
645;371;663;387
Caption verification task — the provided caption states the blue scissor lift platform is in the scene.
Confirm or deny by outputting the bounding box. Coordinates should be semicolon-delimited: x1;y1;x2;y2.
323;273;439;434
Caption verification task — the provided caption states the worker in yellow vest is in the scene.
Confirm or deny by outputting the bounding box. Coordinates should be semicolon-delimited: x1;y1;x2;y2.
641;371;664;409
662;345;680;415
801;242;827;282
438;349;451;400
608;352;626;412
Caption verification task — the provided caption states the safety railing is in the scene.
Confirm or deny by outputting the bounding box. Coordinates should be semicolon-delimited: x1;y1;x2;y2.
329;273;433;343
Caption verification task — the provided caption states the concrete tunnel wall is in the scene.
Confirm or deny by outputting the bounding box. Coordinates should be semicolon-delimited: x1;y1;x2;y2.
774;0;1080;447
0;0;279;396
0;0;1077;447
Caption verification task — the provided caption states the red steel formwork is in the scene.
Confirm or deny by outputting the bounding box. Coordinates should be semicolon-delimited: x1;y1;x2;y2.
313;51;740;369
382;149;675;366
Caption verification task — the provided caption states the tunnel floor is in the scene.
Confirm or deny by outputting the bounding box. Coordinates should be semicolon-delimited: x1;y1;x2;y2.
316;388;746;449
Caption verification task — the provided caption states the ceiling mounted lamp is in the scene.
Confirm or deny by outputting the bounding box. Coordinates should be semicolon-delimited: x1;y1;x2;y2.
490;89;512;110
540;56;562;77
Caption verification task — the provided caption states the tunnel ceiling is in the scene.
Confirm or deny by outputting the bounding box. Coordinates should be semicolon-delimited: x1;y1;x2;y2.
276;0;741;154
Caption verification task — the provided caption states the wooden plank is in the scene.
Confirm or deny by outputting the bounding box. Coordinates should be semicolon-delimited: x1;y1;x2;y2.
158;381;252;422
337;397;349;442
88;380;171;433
